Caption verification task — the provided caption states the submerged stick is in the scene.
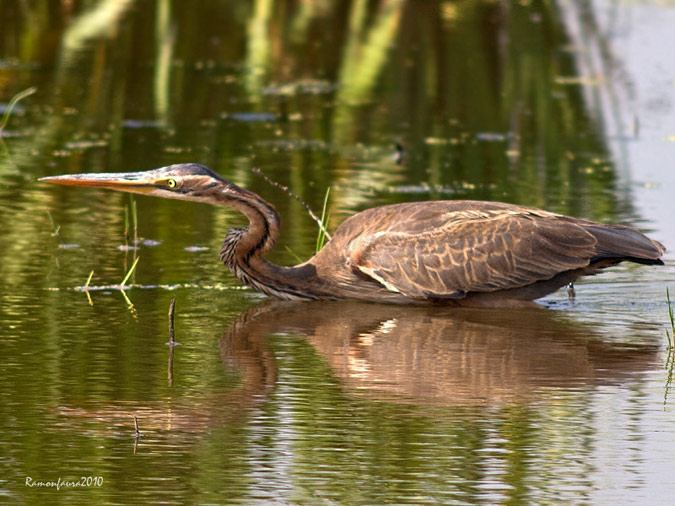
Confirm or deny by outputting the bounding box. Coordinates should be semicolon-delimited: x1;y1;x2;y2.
133;415;142;437
167;298;179;386
168;298;176;343
166;298;180;346
168;344;175;387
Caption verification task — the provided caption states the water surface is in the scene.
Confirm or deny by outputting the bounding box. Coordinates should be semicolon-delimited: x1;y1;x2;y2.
1;1;674;504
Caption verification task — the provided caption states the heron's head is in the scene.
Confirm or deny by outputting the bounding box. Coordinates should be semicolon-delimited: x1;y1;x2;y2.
39;163;240;203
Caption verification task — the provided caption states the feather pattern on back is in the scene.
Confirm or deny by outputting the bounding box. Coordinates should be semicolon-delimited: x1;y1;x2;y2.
319;201;664;300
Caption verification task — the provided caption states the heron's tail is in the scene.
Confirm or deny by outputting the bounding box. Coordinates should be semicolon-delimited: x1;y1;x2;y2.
585;224;665;265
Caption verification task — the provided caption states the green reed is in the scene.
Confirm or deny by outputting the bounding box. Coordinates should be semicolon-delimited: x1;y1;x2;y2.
316;187;331;253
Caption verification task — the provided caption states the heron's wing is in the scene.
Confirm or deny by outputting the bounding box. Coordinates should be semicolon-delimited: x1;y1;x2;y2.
348;209;597;298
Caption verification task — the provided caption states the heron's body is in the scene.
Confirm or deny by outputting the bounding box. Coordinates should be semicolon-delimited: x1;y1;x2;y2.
40;164;665;307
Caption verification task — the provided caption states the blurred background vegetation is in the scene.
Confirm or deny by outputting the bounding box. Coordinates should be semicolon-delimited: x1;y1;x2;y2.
0;0;619;210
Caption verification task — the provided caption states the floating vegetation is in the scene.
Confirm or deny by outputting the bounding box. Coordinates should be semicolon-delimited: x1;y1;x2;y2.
64;259;142;312
0;129;29;139
64;139;109;149
263;79;337;97
220;112;278;122
48;282;249;293
387;182;496;195
255;139;331;152
388;184;456;195
426;133;509;144
121;119;166;129
476;132;508;142
51;149;73;158
424;136;464;145
163;146;192;154
116;239;160;251
554;75;602;85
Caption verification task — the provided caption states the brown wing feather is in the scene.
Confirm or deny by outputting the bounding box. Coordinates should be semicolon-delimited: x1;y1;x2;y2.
344;202;600;298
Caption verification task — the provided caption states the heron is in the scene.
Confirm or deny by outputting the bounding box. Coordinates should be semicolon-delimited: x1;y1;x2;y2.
40;163;665;307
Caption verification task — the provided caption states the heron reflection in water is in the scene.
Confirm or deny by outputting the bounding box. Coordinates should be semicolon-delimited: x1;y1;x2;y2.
40;163;664;307
55;301;660;430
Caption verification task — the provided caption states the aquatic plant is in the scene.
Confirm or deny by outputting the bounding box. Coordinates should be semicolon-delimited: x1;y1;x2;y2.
251;166;332;255
120;257;140;289
0;86;36;133
316;186;331;253
124;195;138;246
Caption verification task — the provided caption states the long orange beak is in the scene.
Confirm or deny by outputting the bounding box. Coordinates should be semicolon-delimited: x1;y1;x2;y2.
39;171;157;195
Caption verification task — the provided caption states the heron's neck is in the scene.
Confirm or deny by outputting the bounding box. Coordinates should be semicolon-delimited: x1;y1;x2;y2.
225;186;281;261
216;185;319;300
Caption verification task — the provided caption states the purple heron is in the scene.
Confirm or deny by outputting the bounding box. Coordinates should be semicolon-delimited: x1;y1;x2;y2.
40;164;665;307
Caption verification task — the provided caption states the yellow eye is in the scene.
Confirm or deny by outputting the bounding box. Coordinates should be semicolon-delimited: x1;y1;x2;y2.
167;179;177;188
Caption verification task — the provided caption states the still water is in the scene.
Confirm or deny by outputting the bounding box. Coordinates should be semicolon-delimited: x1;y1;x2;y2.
1;1;674;504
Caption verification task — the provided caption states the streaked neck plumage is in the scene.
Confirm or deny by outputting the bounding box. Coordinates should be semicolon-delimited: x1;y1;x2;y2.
202;183;319;300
